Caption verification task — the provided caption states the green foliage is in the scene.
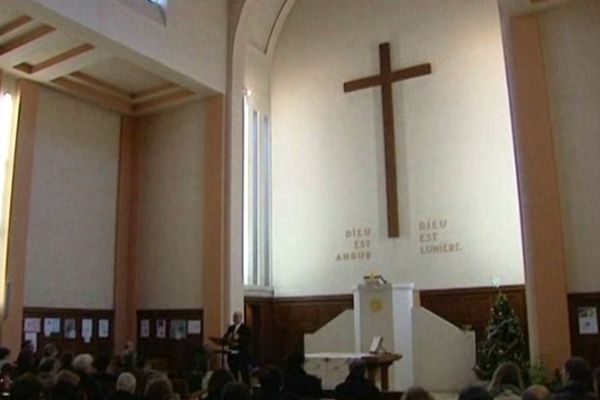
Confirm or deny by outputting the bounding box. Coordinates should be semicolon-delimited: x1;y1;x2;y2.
527;360;563;391
474;292;529;381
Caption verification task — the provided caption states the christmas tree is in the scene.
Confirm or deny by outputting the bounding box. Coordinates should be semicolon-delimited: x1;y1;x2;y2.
474;292;529;381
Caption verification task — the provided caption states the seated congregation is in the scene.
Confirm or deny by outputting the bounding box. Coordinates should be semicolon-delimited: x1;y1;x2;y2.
0;340;599;400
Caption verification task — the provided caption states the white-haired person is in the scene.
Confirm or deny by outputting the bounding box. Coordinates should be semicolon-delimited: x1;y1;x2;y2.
144;373;176;400
72;353;102;400
108;372;138;400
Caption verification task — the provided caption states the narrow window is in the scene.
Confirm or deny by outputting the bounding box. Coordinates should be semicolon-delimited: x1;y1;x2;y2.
243;94;272;289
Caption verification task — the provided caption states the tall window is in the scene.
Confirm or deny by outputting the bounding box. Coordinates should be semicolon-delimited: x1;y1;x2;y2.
0;80;19;316
243;94;272;288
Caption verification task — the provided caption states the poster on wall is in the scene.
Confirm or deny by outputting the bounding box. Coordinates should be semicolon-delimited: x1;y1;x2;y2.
98;319;110;338
24;332;37;352
140;319;150;338
170;320;187;340
64;318;77;339
578;307;599;335
187;320;201;335
82;318;93;343
24;318;41;333
156;319;167;339
43;318;61;337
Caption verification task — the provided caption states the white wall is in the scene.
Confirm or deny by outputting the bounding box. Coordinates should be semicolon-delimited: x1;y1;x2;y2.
136;101;206;309
30;0;227;93
245;45;272;115
271;0;524;296
538;1;600;293
25;88;120;309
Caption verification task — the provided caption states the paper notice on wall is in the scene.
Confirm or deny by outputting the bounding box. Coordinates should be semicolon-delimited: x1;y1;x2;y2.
140;319;150;338
24;332;37;352
187;320;202;335
43;318;60;337
156;319;167;339
64;318;77;339
82;318;93;343
170;320;187;340
578;307;599;335
24;318;41;333
98;319;110;338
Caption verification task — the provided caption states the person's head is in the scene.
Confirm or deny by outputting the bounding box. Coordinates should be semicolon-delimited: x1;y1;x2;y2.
1;363;14;386
459;385;492;400
259;365;283;393
563;357;592;387
521;385;550;400
0;347;10;360
21;340;34;352
221;381;251;400
42;343;58;359
72;354;94;375
93;354;110;373
52;370;83;400
108;355;124;375
60;352;74;371
207;368;234;397
124;341;135;352
348;358;367;379
402;386;435;400
144;374;174;400
38;357;57;374
233;311;243;324
136;354;150;371
489;362;524;391
116;372;136;393
10;374;43;400
56;370;81;386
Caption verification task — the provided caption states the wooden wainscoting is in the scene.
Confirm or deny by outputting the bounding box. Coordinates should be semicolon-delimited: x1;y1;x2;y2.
420;285;528;343
136;309;203;373
246;285;528;366
22;308;114;357
567;292;600;367
245;295;353;365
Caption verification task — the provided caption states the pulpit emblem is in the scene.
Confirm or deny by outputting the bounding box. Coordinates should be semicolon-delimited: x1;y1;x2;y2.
370;298;383;313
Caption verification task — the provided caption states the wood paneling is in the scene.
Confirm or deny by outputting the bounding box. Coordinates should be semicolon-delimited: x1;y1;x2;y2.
567;292;600;368
22;308;114;358
246;286;528;366
420;285;528;343
245;295;353;365
136;309;203;373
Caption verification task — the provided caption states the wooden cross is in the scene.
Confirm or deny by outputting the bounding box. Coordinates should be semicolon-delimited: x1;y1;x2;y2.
343;42;431;238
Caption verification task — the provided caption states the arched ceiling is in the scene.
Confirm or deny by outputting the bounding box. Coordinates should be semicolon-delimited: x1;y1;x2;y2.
241;0;297;59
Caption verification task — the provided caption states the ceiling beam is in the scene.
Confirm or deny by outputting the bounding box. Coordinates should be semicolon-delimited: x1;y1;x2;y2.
0;25;56;57
14;43;95;74
0;16;33;38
